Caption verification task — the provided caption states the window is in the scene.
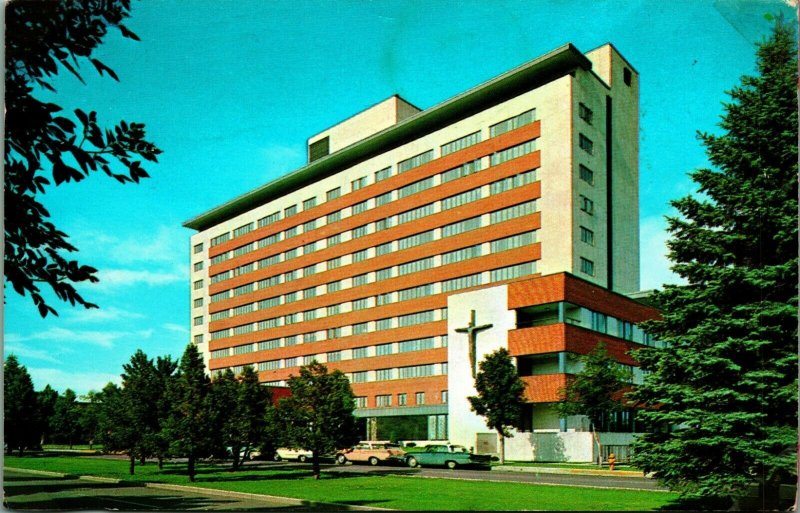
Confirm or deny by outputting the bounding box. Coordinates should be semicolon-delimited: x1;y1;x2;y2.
259;233;281;249
285;226;298;239
579;134;594;154
372;166;393;182
376;217;393;231
302;242;316;255
258;360;280;371
284;205;298;218
194;334;203;344
259;211;281;228
355;396;367;407
397;203;434;224
327;304;341;316
376;368;393;381
258;317;281;330
285;357;298;368
397;150;433;173
303;264;317;277
578;102;593;124
398;337;434;352
211;310;230;322
376;395;392;407
303;219;317;233
353;322;368;335
211;252;230;265
353;274;369;287
303;355;316;365
623;67;632;86
259;296;281;310
352;200;369;215
303;309;317;321
441;334;448;347
258;339;281;351
233;223;253;238
327;187;341;201
376;267;393;281
303;197;317;210
193;316;203;326
285;335;297;346
580;195;594;215
490;170;537;195
591;311;608;332
580;226;594;245
193;279;204;290
442;390;448;404
442;273;482;292
327;211;341;224
398;176;434;198
211;348;230;359
441;131;481;156
375;192;392;207
441;188;481;210
442;216;481;237
284;270;296;282
490;109;535;137
351;176;367;191
352;347;368;359
398;284;433;301
490;201;536;224
353;249;369;262
376;242;393;256
210;291;229;303
376;318;392;331
491;232;536;253
327;233;341;247
352;224;368;239
233;303;254;316
326;327;341;339
193;243;204;254
210;232;230;247
619;320;634;340
303;286;317;299
490;140;537;166
284;313;298;325
398;230;434;250
398;393;408;406
309;136;329;162
442;244;482;265
376;292;393;306
579;164;594;185
398;364;435;379
233;324;254;336
233;283;254;296
327;257;341;270
441;159;481;183
490;262;536;282
376;343;393;356
415;392;426;405
210;329;229;341
327;281;341;294
233;343;253;354
211;271;230;284
193;297;203;308
398;310;434;327
233;243;254;257
580;257;595;276
327;351;341;362
352;297;369;310
352;371;368;383
304;332;317;343
398;257;433;276
233;263;254;277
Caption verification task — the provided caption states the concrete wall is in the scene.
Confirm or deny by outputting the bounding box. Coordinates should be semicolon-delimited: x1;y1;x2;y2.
501;431;637;462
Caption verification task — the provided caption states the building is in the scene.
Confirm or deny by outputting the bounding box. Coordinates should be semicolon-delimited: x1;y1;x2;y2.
183;42;659;461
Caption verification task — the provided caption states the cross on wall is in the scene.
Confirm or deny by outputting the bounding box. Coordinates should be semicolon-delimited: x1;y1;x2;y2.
455;310;493;378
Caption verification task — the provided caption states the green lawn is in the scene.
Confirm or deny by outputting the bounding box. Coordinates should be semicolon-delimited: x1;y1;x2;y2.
41;444;100;452
5;455;677;511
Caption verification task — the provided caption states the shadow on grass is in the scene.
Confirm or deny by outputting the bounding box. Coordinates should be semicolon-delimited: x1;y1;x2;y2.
658;495;734;511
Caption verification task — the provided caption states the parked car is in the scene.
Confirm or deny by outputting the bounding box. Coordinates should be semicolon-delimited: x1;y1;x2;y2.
336;442;406;466
273;447;313;462
405;444;492;469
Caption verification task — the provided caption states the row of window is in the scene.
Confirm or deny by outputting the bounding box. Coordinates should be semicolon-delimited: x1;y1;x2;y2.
370;390;448;408
202;200;538;303
201;236;535;326
205;160;537;279
203;108;538;252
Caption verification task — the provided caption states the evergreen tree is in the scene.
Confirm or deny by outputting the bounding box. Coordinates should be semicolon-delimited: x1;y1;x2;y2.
36;384;59;446
276;361;359;479
557;342;628;432
50;388;81;448
164;344;212;482
120;350;160;467
630;22;797;509
4;355;40;455
467;348;526;464
152;355;177;469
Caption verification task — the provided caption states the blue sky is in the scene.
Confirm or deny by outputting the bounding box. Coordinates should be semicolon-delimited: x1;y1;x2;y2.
4;0;794;395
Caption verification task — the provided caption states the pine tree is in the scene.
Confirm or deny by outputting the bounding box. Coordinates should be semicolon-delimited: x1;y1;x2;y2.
120;350;160;468
276;361;359;479
467;348;526;465
4;355;39;455
630;22;797;509
164;344;212;482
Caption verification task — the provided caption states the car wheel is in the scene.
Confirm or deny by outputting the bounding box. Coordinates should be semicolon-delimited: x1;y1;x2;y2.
298;455;307;463
336;454;347;465
446;460;457;470
273;454;282;462
368;456;379;466
407;456;418;468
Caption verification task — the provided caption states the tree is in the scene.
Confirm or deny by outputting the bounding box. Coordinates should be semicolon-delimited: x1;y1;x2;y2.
152;355;178;470
557;343;628;432
4;355;40;455
5;0;161;317
164;344;212;482
94;382;139;474
120;350;160;468
630;22;797;509
275;361;359;479
467;348;526;465
36;384;59;446
50;388;82;448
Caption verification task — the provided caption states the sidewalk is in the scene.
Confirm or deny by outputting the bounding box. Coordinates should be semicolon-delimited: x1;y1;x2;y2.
493;464;650;478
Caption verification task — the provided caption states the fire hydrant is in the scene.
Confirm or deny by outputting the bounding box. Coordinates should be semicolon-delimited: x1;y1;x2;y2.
608;453;616;471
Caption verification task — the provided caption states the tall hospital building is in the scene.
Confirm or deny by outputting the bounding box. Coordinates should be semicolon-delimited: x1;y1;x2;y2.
184;43;659;460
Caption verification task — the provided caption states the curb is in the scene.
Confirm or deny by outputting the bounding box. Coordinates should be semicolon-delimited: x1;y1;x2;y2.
493;465;648;478
4;467;68;478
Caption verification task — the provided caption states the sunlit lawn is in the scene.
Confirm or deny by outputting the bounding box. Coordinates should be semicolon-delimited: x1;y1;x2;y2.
5;455;677;510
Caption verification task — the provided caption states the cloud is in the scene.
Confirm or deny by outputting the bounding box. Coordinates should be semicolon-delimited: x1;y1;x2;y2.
5;327;153;349
639;216;685;291
92;268;184;291
74;224;187;267
4;345;63;364
163;323;189;334
64;305;145;323
27;367;121;396
258;144;304;177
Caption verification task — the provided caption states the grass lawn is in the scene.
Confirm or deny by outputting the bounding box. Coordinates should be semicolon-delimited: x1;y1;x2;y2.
5;455;677;510
41;444;100;452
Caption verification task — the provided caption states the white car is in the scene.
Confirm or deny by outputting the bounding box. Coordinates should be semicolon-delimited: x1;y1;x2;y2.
273;447;313;462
